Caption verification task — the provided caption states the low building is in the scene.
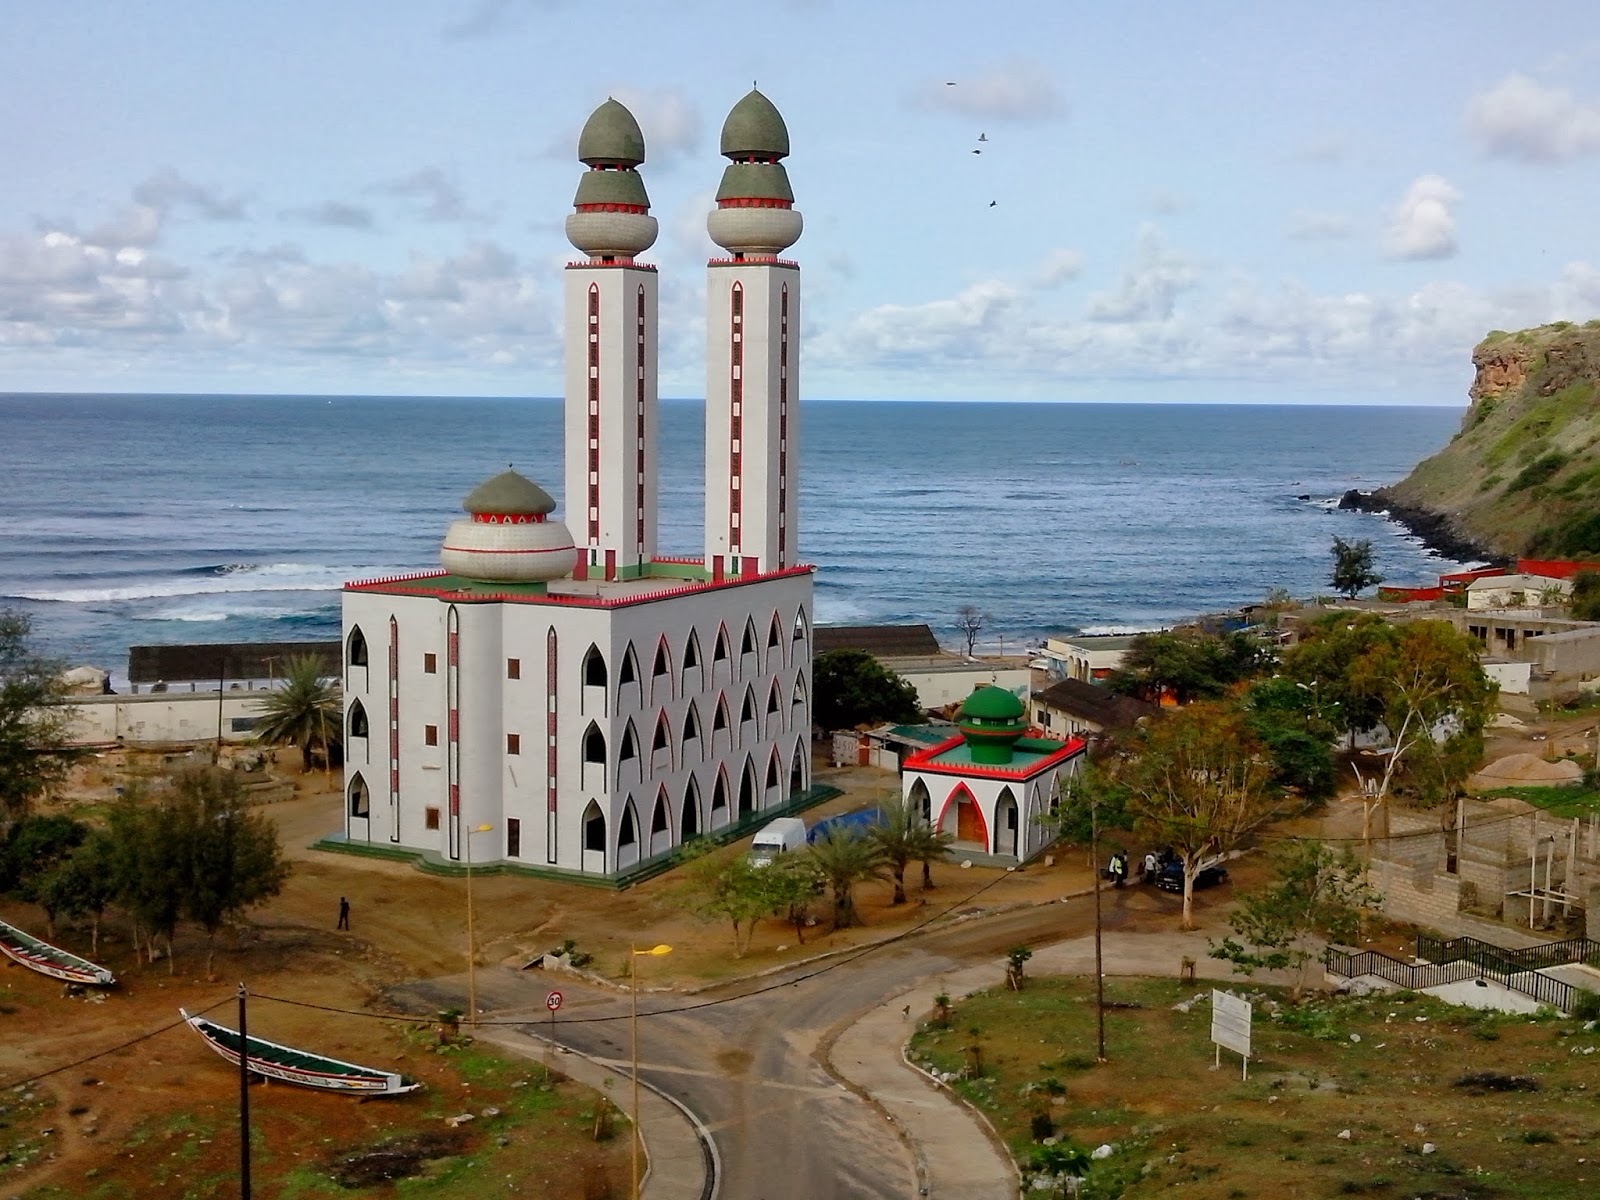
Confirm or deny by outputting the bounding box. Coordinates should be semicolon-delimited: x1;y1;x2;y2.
814;624;942;659
1041;633;1138;682
814;622;1028;711
901;687;1083;864
1465;573;1573;611
1031;678;1157;738
67;689;274;746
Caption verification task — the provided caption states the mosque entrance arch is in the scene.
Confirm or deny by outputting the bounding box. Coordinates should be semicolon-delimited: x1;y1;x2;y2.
995;786;1019;859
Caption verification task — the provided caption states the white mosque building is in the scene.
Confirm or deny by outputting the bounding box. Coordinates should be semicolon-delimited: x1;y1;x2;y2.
339;92;816;879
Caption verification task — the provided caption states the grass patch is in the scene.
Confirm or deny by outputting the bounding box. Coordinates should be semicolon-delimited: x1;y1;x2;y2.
1480;785;1600;819
906;977;1600;1199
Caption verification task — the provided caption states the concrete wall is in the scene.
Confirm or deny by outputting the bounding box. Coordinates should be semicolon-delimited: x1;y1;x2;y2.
1483;660;1532;694
67;691;272;746
896;665;1030;711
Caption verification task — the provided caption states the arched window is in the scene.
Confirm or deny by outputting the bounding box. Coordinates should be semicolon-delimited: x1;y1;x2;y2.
619;643;639;685
584;723;607;765
741;686;756;724
792;607;808;643
348;699;369;739
684;630;701;669
712;770;730;812
653;713;670;751
792;673;808;709
766;680;782;715
767;613;782;648
347;626;368;667
909;777;932;824
683;702;702;743
766;752;781;790
714;624;731;663
583;644;607;688
741;617;757;656
652;638;671;679
790;743;806;796
619;720;639;762
681;779;701;840
738;759;757;815
347;773;370;817
651;791;669;835
583;801;606;852
713;695;730;732
619;803;638;846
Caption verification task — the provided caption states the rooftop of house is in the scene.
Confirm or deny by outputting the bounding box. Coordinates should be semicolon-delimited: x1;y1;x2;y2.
1046;633;1142;652
906;732;1085;778
815;623;943;658
1034;678;1159;729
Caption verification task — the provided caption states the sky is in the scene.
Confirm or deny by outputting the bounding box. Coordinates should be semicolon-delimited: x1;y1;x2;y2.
3;0;1600;405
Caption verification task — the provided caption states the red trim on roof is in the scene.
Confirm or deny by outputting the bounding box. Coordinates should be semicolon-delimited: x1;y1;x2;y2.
344;564;815;608
902;733;1086;780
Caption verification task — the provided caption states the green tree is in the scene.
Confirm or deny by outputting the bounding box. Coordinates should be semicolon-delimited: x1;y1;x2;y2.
107;788;188;970
37;830;118;956
1243;677;1338;800
2;814;88;936
1120;702;1280;929
1571;570;1600;621
908;809;957;891
812;649;925;731
1281;611;1400;748
0;610;82;829
173;767;291;977
252;654;341;772
1105;628;1270;705
1330;536;1383;599
869;796;953;904
806;826;888;929
1210;840;1379;999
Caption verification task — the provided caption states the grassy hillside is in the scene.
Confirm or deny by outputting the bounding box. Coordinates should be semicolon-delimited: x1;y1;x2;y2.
1385;321;1600;559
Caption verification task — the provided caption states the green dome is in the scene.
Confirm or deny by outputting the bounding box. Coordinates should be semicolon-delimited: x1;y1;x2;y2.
720;89;790;160
715;162;794;203
578;98;646;167
574;168;651;209
463;470;556;516
959;686;1025;722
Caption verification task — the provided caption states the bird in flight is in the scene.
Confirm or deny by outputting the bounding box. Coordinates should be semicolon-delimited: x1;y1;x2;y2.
989;201;997;207
972;148;981;155
978;133;988;142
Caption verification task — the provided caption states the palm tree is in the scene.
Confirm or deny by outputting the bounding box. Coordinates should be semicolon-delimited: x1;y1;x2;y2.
869;796;952;904
909;815;955;892
252;655;341;772
807;826;887;929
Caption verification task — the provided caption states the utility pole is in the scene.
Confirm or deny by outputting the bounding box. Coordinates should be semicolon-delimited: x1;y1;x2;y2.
238;983;252;1200
1091;788;1106;1062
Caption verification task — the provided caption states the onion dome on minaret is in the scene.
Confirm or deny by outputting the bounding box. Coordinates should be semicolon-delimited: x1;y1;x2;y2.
566;98;658;261
440;469;578;583
955;686;1027;765
707;89;803;258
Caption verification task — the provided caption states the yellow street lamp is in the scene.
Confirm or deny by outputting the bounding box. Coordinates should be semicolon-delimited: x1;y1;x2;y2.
465;823;494;1028
630;943;672;1199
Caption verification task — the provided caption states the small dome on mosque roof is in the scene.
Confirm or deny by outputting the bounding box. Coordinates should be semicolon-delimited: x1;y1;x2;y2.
578;98;647;167
462;470;556;516
720;89;790;159
959;686;1025;723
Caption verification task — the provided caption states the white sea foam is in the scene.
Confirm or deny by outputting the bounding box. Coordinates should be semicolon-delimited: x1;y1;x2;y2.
12;563;403;604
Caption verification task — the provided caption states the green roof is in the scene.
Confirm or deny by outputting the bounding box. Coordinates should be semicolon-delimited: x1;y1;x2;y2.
715;162;794;203
959;686;1024;721
721;89;790;159
574;168;650;209
925;736;1074;775
462;470;556;516
578;98;646;166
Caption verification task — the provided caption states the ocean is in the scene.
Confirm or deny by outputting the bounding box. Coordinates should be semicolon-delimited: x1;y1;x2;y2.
0;394;1465;680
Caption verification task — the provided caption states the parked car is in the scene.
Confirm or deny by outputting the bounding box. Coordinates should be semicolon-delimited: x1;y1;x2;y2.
748;817;808;867
1152;859;1229;893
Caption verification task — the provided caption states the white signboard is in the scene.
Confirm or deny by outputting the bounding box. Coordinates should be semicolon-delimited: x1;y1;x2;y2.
1211;989;1252;1078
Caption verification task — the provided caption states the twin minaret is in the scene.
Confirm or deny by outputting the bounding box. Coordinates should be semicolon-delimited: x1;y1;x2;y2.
561;91;802;583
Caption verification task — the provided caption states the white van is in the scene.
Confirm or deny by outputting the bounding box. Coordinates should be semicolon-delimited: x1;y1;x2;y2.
748;817;807;867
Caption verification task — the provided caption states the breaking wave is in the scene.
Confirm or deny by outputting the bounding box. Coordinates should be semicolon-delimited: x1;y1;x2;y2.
9;562;404;604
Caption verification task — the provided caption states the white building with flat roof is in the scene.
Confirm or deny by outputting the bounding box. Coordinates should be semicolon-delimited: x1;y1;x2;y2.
340;93;814;879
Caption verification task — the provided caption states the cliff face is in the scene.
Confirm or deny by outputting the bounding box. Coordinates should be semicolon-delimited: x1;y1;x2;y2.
1380;321;1600;560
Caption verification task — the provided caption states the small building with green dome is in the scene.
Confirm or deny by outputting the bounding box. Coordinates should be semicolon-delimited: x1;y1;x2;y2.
900;685;1084;862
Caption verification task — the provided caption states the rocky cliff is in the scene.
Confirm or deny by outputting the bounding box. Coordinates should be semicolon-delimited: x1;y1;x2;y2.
1367;322;1600;561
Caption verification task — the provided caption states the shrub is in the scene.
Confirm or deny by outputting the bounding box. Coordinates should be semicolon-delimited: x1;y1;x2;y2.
1569;989;1600;1021
1030;1111;1056;1142
1508;451;1569;493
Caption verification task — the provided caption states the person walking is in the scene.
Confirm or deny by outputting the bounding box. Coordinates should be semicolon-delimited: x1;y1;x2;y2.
337;896;350;931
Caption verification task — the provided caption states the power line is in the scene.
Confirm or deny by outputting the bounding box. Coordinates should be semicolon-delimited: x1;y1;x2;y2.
0;993;233;1094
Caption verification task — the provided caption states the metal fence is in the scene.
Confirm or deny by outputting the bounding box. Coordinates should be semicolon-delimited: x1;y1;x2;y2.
1416;934;1600;974
1325;945;1579;1013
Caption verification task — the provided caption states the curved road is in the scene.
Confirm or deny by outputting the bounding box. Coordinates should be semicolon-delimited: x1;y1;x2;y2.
392;881;1203;1198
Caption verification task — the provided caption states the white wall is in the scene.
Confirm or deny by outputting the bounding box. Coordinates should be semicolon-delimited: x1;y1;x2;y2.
897;666;1030;711
67;691;276;745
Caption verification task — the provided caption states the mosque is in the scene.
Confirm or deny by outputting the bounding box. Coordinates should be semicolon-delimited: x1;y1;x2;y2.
338;92;814;878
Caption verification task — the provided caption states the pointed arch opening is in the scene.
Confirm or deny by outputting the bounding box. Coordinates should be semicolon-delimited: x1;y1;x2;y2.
768;612;782;648
651;636;672;703
651;711;672;773
582;801;606;865
909;777;932;824
764;748;782;806
618;719;641;786
712;767;731;828
681;777;702;841
347;772;370;818
582;721;607;791
711;622;732;686
738;758;757;817
682;701;703;763
618;642;642;710
792;606;808;643
348;698;369;740
791;671;808;717
583;644;608;687
936;782;989;850
347;626;369;667
617;799;640;868
683;629;704;693
790;741;806;797
740;616;758;657
995;785;1020;859
650;787;671;856
740;685;757;726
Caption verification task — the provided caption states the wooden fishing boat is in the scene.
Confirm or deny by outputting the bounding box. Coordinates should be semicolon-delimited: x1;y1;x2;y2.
0;919;115;986
179;1009;421;1095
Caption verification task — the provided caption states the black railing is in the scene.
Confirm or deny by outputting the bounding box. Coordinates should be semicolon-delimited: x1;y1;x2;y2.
1325;945;1579;1013
1416;934;1600;973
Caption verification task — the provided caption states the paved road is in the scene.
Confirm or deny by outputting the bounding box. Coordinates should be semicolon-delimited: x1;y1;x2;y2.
390;879;1213;1198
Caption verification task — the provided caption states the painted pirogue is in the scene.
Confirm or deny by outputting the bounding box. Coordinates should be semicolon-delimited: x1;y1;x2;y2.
180;1009;422;1095
0;919;115;986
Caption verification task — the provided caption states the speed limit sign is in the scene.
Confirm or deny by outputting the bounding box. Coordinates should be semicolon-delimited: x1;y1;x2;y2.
546;990;563;1012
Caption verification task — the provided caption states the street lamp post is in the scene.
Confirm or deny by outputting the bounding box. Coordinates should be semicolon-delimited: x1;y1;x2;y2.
630;943;672;1200
465;823;494;1028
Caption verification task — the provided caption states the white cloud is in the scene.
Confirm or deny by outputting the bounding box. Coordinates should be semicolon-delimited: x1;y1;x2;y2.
1293;133;1348;164
285;201;375;229
1087;227;1196;322
1148;190;1190;215
373;167;480;223
610;86;702;168
441;0;566;39
816;280;1022;367
910;59;1063;123
1287;210;1353;240
1465;74;1600;162
1032;249;1084;289
132;168;245;220
1383;175;1460;261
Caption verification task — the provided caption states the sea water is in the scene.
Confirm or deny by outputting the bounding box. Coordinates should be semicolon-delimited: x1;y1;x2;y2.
0;394;1464;677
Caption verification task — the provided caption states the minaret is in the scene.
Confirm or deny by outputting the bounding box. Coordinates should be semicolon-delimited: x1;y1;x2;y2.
704;89;802;578
563;98;660;582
